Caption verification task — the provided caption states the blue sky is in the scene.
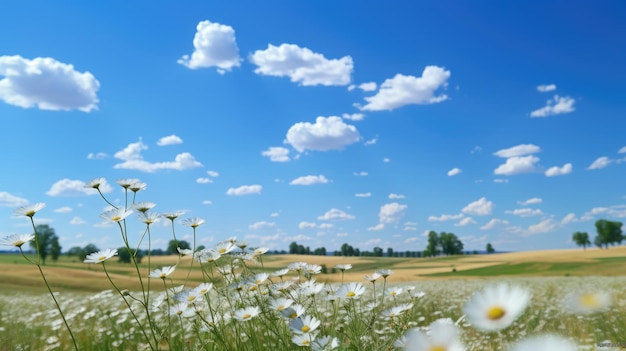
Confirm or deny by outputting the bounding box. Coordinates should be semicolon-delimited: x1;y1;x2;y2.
1;1;625;253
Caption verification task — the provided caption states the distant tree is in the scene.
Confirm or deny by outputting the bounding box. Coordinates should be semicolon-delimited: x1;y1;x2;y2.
196;245;206;252
486;243;495;254
289;241;299;254
373;247;383;257
81;244;100;261
354;248;360;256
439;232;464;255
595;219;623;249
67;246;83;257
572;232;591;250
29;224;61;265
167;239;190;255
423;231;440;257
117;247;143;264
387;247;394;257
594;235;605;249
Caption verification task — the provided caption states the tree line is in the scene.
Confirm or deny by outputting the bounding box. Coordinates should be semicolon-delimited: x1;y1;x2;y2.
572;219;623;250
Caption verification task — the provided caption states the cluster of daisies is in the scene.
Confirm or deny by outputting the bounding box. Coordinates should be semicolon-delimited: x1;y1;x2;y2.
1;179;619;351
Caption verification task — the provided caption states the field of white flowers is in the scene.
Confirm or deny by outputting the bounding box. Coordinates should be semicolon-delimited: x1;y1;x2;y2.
1;178;625;351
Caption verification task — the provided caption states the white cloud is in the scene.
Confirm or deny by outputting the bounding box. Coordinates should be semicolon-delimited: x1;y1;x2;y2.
46;178;113;197
289;175;329;186
462;197;494;216
494;155;540;176
196;178;213;184
404;222;418;231
0;192;28;207
250;43;353;86
526;219;558;235
587;156;611;170
365;137;377;145
177;20;241;72
428;213;464;222
359;66;450;111
518;197;542;206
530;95;576;117
388;193;405;199
379;202;408;224
493;144;541;158
619;146;626;154
561;213;577;225
87;152;107;160
455;217;476;226
545;163;572;176
317;208;355;221
113;140;203;172
226;184;262;196
505;208;544;217
54;206;72;213
0;55;99;112
319;223;333;229
261;147;290;162
358;82;377;91
353;171;368;176
202;200;212;205
355;192;372;198
480;218;509;230
249;221;275;230
368;223;385;231
383;158;391;163
447;168;462;176
285;116;360;152
207;170;219;177
537;84;557;92
69;216;86;225
157;134;183;146
342;113;364;121
298;221;316;229
270;212;280;217
493;178;509;183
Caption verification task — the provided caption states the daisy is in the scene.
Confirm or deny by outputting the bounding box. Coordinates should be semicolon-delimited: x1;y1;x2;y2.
116;178;139;189
133;201;156;213
100;208;133;223
364;272;381;282
85;177;107;189
292;333;315;347
137;211;160;225
304;264;322;275
508;334;577;351
271;268;290;277
386;287;403;297
337;282;366;299
334;263;352;271
215;241;235;254
0;234;35;248
463;283;530;332
175;289;200;303
290;315;321;334
563;291;612;315
312;336;340;351
177;247;193;256
84;249;118;264
381;303;414;319
181;217;205;228
170;302;190;316
404;318;465;351
129;181;146;193
14;203;46;217
234;306;260;321
288;261;308;271
269;297;294;312
161;211;185;221
193;282;214;295
236;240;249;250
194;249;221;263
282;304;306;319
253;247;269;256
149;266;176;279
376;269;393;278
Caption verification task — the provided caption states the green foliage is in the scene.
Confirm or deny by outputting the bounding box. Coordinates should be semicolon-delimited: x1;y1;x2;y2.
595;219;623;249
117;247;143;264
166;239;190;255
29;224;61;265
424;231;464;256
572;232;591;250
486;243;495;254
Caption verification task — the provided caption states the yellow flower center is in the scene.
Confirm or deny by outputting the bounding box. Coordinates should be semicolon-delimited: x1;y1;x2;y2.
219;248;226;253
242;313;251;319
580;294;600;308
277;305;285;311
487;306;506;320
346;291;356;297
159;274;166;279
25;210;36;217
14;241;25;247
98;256;107;261
302;340;310;346
301;326;310;333
289;312;297;318
429;346;446;351
187;296;196;302
111;216;121;222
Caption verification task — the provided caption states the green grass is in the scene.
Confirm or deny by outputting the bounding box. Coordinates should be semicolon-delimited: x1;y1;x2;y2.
422;261;625;277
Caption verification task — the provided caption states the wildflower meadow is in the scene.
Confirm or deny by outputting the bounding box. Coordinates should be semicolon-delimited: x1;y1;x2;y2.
1;178;625;351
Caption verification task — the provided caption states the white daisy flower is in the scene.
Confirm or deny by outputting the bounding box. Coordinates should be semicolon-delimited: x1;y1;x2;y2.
290;315;321;334
334;263;352;271
563;291;612;315
312;336;340;350
508;334;577;351
234;306;260;321
83;249;118;264
404;318;465;351
14;203;46;217
149;266;176;279
100;208;133;223
0;234;35;248
463;283;530;332
337;282;366;299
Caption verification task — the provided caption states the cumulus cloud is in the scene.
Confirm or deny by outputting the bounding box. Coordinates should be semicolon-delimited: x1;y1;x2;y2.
365;137;377;145
0;192;28;207
537;84;557;92
157;135;183;146
177;20;241;72
298;221;316;229
545;163;572;176
317;208;354;221
285;116;360;152
494;155;540;176
505;208;544;217
46;178;113;197
526;219;558;235
250;43;353;86
196;178;213;184
262;146;290;162
493;144;541;158
428;213;463;222
355;192;372;198
342;113;364;121
69;216;86;225
207;170;219;177
289;175;329;185
87;152;107;160
530;95;575;117
113;140;202;172
447;168;462;176
462;197;494;216
368;223;385;231
249;221;275;230
561;213;578;225
619;146;626;154
587;156;611;170
480;218;509;230
379;202;408;224
319;223;334;229
388;193;405;199
518;197;542;206
455;217;476;227
0;55;99;112
226;184;262;196
54;206;73;213
359;66;450;111
358;82;377;91
353;171;368;176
